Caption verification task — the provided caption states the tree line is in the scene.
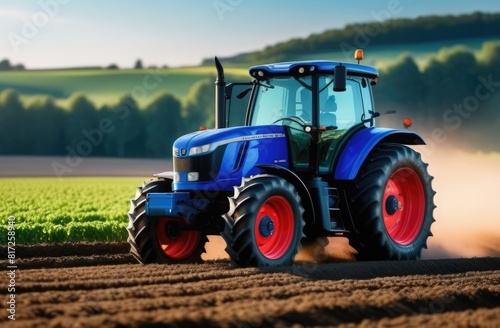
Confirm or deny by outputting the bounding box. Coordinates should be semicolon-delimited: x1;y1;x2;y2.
1;42;499;158
205;12;500;64
0;79;214;158
375;42;500;152
0;58;166;71
0;59;25;71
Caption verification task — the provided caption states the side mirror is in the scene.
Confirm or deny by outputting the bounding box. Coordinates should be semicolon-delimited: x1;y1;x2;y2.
333;65;346;92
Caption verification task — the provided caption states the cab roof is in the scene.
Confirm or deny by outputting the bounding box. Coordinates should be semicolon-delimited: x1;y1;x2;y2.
249;60;379;79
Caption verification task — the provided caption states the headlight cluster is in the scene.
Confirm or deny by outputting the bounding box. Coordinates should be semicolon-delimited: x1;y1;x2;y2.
188;144;210;156
173;143;215;183
173;171;200;182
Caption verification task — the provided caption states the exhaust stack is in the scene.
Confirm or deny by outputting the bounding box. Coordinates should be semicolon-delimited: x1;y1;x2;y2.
214;57;226;129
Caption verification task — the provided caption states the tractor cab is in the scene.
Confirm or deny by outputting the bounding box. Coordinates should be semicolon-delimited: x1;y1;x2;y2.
225;56;379;176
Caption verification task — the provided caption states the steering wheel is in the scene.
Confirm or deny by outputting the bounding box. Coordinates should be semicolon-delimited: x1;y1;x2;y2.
272;116;308;128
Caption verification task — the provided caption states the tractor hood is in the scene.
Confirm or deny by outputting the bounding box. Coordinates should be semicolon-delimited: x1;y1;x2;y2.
172;125;290;191
173;125;287;158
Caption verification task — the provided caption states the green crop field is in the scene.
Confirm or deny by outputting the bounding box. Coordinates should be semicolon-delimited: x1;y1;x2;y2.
0;177;145;245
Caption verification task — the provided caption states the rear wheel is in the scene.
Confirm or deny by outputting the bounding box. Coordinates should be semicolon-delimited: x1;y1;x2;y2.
348;144;435;260
222;175;305;267
127;179;207;264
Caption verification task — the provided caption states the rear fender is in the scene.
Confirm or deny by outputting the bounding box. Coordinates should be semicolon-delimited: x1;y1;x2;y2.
334;128;425;180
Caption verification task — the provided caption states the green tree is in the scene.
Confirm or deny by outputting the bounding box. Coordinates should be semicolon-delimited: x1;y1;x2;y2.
134;59;143;69
64;93;98;151
144;93;183;157
0;59;11;71
183;78;215;132
479;41;500;77
377;54;425;107
422;48;478;115
0;89;25;154
26;97;65;155
104;95;145;157
374;54;427;126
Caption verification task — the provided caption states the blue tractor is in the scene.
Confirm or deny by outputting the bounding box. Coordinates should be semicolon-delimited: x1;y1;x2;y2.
127;50;436;267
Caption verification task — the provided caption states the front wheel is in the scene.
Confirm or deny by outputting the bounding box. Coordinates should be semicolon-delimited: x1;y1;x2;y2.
127;179;207;264
222;175;305;267
348;144;436;260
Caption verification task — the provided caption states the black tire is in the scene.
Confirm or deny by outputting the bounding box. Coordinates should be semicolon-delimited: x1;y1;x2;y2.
348;144;436;260
222;174;305;267
127;179;207;264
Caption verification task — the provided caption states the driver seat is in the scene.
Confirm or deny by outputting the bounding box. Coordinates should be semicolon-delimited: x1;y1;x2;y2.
320;95;337;126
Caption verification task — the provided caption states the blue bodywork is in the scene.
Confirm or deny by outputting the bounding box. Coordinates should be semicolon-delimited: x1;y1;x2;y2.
172;125;289;192
147;192;189;217
145;125;290;220
335;127;425;180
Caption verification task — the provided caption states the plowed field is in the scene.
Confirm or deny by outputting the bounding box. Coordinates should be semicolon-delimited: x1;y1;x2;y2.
1;243;499;327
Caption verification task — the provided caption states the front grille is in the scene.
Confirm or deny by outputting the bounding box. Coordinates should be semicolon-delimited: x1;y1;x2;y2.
174;145;227;181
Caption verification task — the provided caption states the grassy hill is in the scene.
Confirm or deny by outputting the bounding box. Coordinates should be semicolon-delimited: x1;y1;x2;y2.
0;66;248;108
205;12;500;65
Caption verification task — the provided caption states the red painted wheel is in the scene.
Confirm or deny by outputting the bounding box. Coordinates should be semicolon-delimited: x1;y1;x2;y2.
156;218;202;260
383;168;425;245
128;179;207;264
348;144;435;260
222;174;305;267
254;196;295;260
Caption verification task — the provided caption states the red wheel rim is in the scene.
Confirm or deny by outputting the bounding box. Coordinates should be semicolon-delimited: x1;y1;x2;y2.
383;168;425;245
254;196;295;260
156;218;201;260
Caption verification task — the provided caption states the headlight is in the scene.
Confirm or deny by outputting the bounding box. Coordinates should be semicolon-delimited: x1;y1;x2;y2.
189;144;211;156
173;147;179;156
187;172;199;181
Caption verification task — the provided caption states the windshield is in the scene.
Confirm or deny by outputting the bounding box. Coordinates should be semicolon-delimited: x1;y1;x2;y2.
250;75;365;129
251;76;311;126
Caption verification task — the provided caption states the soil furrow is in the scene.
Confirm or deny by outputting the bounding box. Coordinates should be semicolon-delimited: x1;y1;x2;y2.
2;271;498;324
1;243;498;328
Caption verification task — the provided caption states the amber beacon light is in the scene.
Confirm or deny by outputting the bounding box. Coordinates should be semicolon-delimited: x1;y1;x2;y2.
354;49;364;63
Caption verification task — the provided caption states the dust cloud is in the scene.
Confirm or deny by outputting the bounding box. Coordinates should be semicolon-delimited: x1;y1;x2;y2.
420;147;500;259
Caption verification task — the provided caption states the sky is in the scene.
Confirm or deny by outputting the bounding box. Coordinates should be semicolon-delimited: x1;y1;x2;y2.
1;0;499;69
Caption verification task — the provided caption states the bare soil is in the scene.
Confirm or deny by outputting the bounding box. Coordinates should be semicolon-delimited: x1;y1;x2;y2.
0;243;499;328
